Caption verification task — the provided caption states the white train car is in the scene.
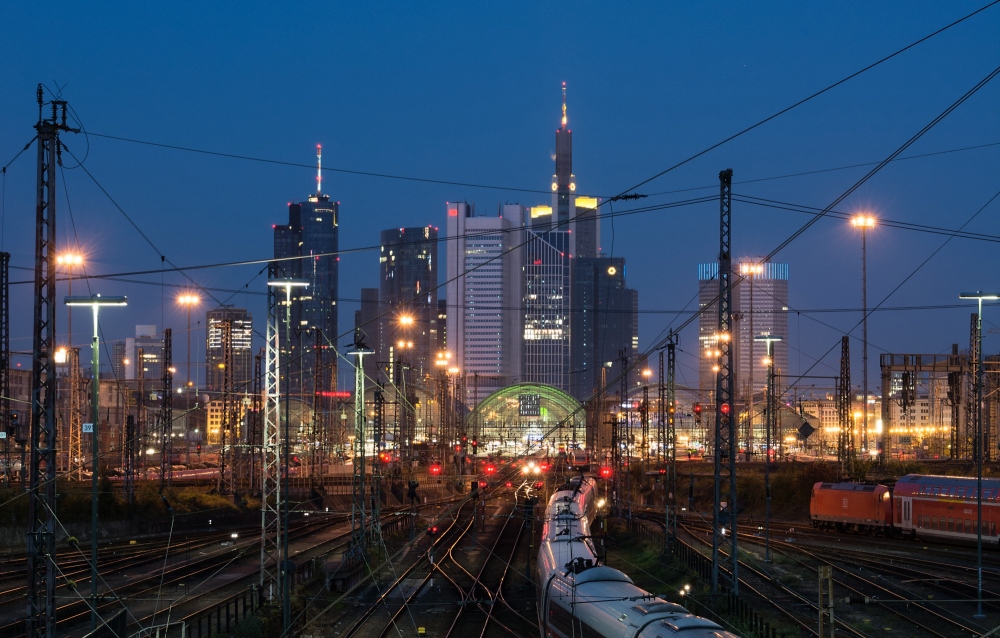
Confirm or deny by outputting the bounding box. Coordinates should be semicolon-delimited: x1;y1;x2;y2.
536;476;740;638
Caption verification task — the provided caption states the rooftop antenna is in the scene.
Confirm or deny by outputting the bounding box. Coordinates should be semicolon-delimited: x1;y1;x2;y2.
316;144;323;196
561;82;567;128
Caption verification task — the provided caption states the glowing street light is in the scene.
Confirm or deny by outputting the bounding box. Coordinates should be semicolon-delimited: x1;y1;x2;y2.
176;293;201;389
960;291;1000;620
66;293;126;630
851;213;876;456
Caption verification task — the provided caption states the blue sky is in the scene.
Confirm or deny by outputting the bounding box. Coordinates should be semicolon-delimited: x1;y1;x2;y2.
1;2;998;392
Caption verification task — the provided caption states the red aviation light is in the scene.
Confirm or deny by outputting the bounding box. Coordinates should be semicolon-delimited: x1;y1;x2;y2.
720;403;730;415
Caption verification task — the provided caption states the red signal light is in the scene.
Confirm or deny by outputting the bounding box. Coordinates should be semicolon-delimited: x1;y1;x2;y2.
454;445;462;452
720;403;730;415
659;468;666;475
430;464;442;476
505;481;513;488
599;467;612;479
539;463;549;472
427;525;439;536
693;402;702;414
485;464;496;474
479;481;487;489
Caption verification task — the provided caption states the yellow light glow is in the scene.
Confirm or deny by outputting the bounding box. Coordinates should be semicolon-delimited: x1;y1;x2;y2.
642;369;652;378
576;196;598;209
530;206;553;219
851;214;876;229
607;266;617;276
739;263;763;276
177;293;200;306
57;253;84;267
54;347;68;364
398;315;414;326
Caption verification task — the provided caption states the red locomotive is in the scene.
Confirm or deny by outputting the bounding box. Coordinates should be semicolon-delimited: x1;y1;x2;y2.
810;482;892;534
812;474;1000;545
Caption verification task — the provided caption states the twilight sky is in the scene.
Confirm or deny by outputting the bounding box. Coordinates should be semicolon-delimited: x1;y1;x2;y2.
1;2;998;394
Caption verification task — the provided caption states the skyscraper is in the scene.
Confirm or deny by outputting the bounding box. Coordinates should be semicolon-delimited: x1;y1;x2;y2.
446;202;525;405
379;226;438;379
523;84;599;392
698;259;789;397
205;307;253;393
570;257;639;402
273;145;339;392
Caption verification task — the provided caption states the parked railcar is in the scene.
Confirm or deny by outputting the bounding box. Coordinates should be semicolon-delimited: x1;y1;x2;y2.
810;482;892;534
536;476;740;638
893;474;1000;545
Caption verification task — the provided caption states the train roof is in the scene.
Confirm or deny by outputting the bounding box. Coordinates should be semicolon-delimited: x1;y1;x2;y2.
815;482;884;492
897;474;1000;487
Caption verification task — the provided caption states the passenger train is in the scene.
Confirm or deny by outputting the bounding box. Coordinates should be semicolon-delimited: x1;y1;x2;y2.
811;473;1000;545
536;475;740;638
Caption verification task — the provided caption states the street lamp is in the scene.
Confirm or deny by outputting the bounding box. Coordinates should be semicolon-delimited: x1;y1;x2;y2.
65;293;126;631
959;291;999;620
266;278;308;632
755;334;782;563
851;214;876;457
176;293;200;389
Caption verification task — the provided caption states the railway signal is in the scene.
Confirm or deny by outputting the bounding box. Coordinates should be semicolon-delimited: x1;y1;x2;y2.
599;466;612;479
429;463;442;476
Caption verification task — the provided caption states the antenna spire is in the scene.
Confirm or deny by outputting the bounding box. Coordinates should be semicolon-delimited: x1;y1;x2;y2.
316;144;323;196
561;82;567;128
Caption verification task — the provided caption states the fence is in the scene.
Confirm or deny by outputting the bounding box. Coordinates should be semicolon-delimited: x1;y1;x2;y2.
178;586;262;638
623;517;786;638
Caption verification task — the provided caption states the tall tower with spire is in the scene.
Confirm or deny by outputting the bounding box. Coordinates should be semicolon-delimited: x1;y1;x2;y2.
553;82;575;224
273;145;340;394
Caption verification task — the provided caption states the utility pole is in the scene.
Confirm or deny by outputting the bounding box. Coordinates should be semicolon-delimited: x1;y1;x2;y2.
159;329;173;491
0;252;8;488
220;320;234;493
665;333;677;551
837;337;852;478
712;168;738;595
261;266;281;603
27;86;77;638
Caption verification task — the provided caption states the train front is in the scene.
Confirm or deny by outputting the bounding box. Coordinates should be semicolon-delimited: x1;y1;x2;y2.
535;476;740;638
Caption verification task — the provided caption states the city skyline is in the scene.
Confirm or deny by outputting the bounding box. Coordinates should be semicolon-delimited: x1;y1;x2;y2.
0;4;997;400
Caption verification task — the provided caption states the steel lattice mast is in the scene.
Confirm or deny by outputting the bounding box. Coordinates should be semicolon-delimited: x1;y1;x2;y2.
0;252;8;488
837;337;853;478
159;329;173;491
712;168;738;595
250;350;262;493
351;346;370;556
665;333;677;549
261;265;281;598
27;86;77;638
220;320;234;493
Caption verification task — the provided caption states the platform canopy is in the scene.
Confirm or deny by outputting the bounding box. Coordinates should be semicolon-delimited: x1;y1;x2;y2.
469;383;585;455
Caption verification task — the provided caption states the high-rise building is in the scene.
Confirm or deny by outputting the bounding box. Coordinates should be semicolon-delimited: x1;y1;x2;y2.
205;307;253;393
122;325;164;381
445;202;525;405
273;146;339;393
523;84;599;392
698;259;789;398
570;257;639;402
379;226;439;380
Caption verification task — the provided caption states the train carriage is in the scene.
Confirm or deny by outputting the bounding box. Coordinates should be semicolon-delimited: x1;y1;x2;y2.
893;474;1000;545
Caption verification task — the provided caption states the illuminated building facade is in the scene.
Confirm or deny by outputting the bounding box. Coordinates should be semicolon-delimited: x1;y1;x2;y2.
205;306;253;393
122;325;164;381
379;226;439;379
698;259;789;398
445;202;525;405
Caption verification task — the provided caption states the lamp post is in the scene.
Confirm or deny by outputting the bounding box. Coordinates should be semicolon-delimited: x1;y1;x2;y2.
851;215;876;457
755;335;782;563
176;293;200;390
959;291;998;619
65;294;126;631
266;279;308;633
